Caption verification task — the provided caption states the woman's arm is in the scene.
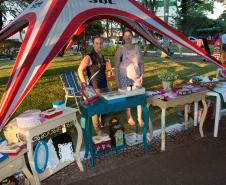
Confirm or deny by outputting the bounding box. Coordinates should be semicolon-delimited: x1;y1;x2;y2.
114;47;122;87
77;55;90;83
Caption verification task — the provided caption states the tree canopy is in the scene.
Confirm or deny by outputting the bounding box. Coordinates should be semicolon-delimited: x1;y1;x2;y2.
0;0;32;29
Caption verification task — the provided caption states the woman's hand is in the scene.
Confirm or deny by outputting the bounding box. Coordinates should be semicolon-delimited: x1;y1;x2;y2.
139;75;143;85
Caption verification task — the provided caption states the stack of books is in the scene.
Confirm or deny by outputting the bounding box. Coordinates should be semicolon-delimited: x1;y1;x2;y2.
41;108;63;119
0;142;25;156
93;134;112;152
125;133;143;146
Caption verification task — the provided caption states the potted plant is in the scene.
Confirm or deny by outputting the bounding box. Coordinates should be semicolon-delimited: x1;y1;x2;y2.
158;70;178;92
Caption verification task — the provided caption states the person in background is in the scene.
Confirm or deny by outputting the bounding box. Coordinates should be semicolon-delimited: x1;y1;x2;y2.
202;37;211;55
78;36;108;135
221;33;226;65
114;30;144;127
177;43;183;57
213;35;221;61
196;37;204;48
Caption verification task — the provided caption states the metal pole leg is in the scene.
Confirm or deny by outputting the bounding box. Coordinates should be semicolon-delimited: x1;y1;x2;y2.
214;93;221;137
184;104;189;129
161;109;166;151
194;102;198;126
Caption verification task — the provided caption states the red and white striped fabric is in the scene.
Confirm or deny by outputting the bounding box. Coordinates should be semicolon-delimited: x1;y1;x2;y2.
0;0;222;131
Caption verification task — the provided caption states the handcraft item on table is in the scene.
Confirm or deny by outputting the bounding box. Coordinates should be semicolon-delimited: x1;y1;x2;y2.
34;140;49;174
93;133;112;152
109;117;125;147
192;76;219;90
80;82;100;104
47;139;59;172
0;137;7;146
0;152;8;163
125;132;143;146
177;88;192;96
0;142;25;156
118;86;145;97
16;109;42;129
101;91;127;104
52;100;66;111
58;142;74;163
41;108;63;119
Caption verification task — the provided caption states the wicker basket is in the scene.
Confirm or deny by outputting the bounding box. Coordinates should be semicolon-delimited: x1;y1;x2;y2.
192;81;217;90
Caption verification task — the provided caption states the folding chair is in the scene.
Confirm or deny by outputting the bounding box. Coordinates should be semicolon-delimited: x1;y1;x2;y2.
60;71;82;113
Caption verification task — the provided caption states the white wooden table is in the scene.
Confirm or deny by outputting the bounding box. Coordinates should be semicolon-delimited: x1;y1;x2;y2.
6;107;84;185
0;149;36;184
148;90;209;151
194;91;221;137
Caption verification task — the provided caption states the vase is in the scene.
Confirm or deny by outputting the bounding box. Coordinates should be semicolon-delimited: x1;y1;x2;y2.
162;81;173;92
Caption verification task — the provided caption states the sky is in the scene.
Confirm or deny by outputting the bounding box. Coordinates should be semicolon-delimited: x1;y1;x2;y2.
207;2;225;19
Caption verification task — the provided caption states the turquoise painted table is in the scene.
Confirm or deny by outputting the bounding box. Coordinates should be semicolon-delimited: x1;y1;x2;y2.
80;94;150;166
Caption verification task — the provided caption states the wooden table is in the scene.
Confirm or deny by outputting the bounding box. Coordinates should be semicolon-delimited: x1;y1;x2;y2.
6;107;84;185
0;149;36;184
194;91;221;137
148;90;209;151
80;95;151;167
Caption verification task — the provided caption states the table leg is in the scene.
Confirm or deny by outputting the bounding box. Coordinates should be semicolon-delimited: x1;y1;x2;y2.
73;119;84;172
134;107;139;134
199;99;207;137
22;163;36;185
88;117;95;167
214;93;221;137
146;102;153;142
26;136;41;185
161;109;166;151
205;91;221;137
184;104;189;129
142;105;150;151
194;102;198;126
148;117;153;142
80;116;89;159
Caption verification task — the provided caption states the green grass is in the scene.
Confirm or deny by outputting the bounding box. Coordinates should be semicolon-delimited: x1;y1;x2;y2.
0;54;219;130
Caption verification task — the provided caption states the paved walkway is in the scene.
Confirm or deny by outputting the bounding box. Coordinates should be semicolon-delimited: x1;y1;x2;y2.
43;117;226;185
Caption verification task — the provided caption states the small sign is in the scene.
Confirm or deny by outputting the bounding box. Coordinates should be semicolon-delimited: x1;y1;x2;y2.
89;0;116;4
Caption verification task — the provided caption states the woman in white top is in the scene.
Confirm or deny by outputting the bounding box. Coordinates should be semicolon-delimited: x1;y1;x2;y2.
114;30;144;127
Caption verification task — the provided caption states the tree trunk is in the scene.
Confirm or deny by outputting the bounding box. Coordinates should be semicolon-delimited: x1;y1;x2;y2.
0;10;3;30
120;23;125;35
106;19;109;40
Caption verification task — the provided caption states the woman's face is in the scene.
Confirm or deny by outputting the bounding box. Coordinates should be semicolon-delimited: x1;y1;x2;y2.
123;31;133;44
93;37;103;53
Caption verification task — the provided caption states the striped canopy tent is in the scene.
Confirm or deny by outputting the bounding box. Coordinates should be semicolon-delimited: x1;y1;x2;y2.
0;0;222;131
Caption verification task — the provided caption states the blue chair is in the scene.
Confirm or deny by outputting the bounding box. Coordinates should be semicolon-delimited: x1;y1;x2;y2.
60;71;81;113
